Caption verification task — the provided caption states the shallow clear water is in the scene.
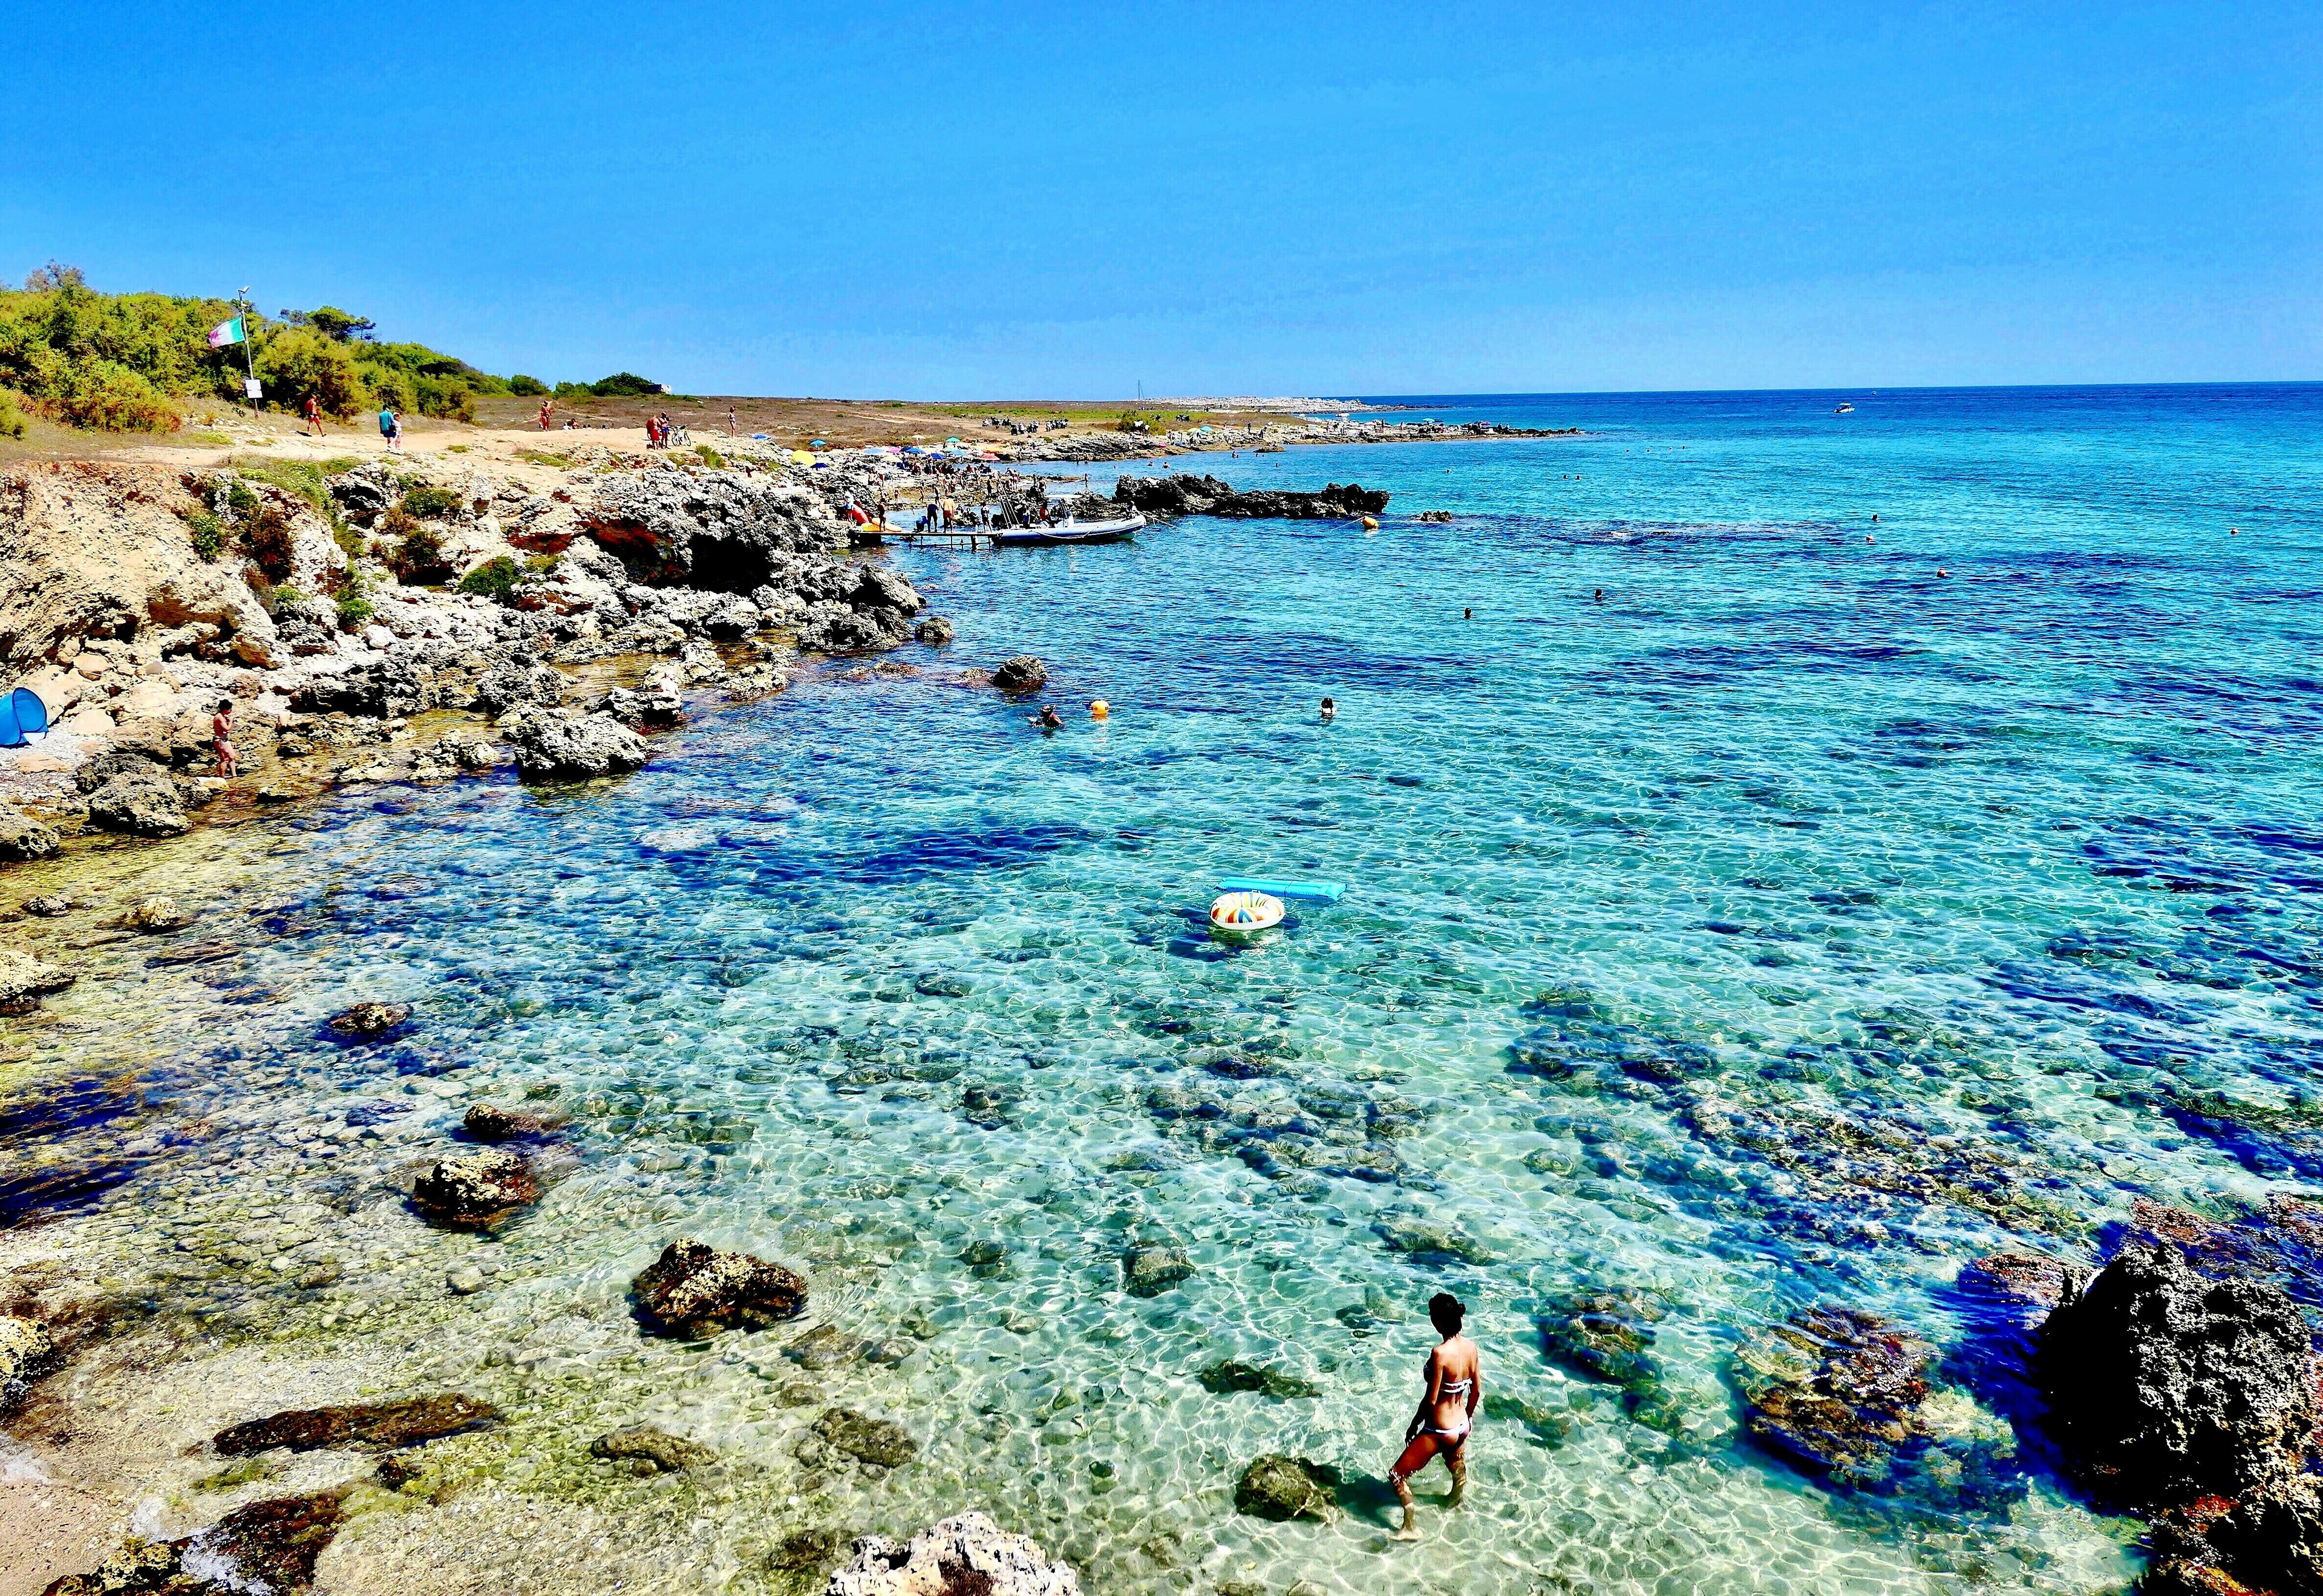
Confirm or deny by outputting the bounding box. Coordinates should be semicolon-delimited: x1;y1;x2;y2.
7;384;2322;1593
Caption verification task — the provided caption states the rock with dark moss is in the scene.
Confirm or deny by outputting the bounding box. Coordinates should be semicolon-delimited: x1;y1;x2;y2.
2037;1239;2316;1513
85;765;188;837
912;616;955;646
126;895;192;933
1123;1241;1194;1297
0;805;59;862
194;1491;348;1590
1200;1359;1321;1399
590;1425;716;1474
813;1406;916;1468
1537;1289;1666;1398
1373;1218;1495;1266
325;1000;409;1036
824;1512;1079;1596
413;1148;540;1229
630;1237;809;1337
1483;1391;1578;1448
1233;1454;1341;1522
1;1313;53;1415
463;1102;555;1142
38;1537;188;1596
214;1393;501;1455
989;656;1047;695
1733;1306;1933;1488
1962;1251;2084;1315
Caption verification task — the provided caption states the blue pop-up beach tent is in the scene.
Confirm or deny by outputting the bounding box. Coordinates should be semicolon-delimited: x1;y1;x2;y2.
0;687;48;747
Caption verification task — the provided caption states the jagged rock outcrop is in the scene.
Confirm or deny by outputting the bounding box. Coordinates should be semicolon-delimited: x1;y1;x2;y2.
412;1148;540;1229
500;707;649;779
85;763;187;836
990;656;1048;695
1114;473;1390;521
0;804;59;861
1;1314;53;1414
824;1513;1080;1596
572;470;842;589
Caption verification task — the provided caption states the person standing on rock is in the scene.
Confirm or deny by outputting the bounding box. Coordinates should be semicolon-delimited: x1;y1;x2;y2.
212;698;239;779
1388;1292;1479;1542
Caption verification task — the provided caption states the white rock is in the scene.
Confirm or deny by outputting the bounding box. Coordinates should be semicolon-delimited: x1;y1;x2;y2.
825;1513;1080;1596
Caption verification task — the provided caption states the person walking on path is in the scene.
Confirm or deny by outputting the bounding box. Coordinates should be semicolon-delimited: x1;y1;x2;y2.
1388;1293;1480;1542
378;405;400;453
303;394;324;436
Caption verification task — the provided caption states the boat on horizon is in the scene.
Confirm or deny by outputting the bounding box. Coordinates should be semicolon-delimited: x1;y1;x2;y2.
990;514;1146;547
1834;402;1856;414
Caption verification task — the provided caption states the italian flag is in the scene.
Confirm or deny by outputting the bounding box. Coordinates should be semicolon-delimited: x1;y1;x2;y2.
206;316;245;347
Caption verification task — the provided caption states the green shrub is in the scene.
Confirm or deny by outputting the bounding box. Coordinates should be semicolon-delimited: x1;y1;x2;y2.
507;374;549;397
457;555;521;603
239;501;298;580
694;443;725;468
523;553;558;572
416;376;475;422
0;390;26;439
336;570;373;630
48;359;180;432
185;509;225;560
399;484;460;518
515;448;572;468
589;371;660;397
253;325;365;417
390;523;452;584
273;586;307;607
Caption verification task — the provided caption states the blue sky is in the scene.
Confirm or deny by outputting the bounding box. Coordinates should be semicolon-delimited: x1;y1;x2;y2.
5;2;2315;396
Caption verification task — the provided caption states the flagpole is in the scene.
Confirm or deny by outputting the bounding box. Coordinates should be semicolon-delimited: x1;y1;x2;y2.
238;286;257;407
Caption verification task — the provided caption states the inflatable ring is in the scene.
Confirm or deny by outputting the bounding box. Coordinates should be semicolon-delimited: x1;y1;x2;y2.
1209;891;1284;940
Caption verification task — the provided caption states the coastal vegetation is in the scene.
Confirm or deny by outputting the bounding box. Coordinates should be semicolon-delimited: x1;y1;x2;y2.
0;263;653;435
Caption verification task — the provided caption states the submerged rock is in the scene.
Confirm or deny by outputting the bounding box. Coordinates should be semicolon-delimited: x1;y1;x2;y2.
630;1237;809;1337
214;1393;501;1454
813;1406;917;1468
990;655;1048;695
325;1000;409;1036
2037;1239;2315;1512
0;948;76;1015
463;1102;555;1142
912;616;954;646
0;803;59;862
1233;1454;1341;1522
1734;1306;1935;1488
126;894;191;933
591;1425;716;1474
824;1511;1079;1596
41;1491;348;1596
1199;1359;1321;1399
412;1148;540;1229
1122;1241;1194;1297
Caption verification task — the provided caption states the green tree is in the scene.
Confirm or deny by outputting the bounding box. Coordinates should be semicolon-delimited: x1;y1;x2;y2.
255;325;368;417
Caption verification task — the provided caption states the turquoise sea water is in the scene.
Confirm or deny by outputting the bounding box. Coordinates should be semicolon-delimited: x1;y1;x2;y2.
6;384;2321;1593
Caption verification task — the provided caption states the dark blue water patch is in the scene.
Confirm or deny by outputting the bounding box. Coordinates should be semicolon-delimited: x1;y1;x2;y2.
1984;961;2207;1026
673;819;1106;890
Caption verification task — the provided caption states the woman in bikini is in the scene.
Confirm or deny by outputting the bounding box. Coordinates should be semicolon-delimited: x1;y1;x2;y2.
1390;1292;1479;1541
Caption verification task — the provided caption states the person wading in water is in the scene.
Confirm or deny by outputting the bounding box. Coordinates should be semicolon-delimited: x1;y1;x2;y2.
1388;1292;1479;1541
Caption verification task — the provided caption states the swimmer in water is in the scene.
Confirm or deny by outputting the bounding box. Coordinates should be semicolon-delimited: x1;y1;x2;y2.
1033;705;1064;731
1319;697;1336;721
1593;589;1604;603
1462;607;1472;621
1388;1292;1480;1542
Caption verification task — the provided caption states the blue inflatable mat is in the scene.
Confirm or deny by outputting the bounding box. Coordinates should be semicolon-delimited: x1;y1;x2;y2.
1216;877;1345;903
0;687;48;748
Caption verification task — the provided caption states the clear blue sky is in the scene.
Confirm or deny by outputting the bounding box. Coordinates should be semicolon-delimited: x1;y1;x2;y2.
5;2;2315;397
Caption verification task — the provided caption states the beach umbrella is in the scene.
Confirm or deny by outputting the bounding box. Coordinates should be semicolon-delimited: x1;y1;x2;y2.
0;686;49;748
791;450;814;465
811;438;828;448
946;437;961;446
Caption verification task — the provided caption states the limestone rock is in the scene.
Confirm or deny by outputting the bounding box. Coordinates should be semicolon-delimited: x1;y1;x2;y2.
412;1148;540;1229
0;949;76;1015
630;1237;808;1337
590;1425;716;1474
824;1512;1079;1596
2037;1239;2316;1511
1734;1306;1933;1488
990;656;1048;695
214;1393;501;1454
1233;1454;1340;1522
326;1001;410;1036
912;616;954;646
86;764;188;836
126;894;191;933
1114;473;1391;521
501;707;649;780
0;804;59;862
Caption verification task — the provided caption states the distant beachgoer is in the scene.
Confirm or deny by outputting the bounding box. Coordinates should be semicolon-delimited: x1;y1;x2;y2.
1463;607;1472;620
379;405;396;450
538;399;554;430
1389;1293;1480;1542
1034;705;1064;730
212;698;238;779
1593;589;1604;603
303;394;324;436
1319;697;1336;721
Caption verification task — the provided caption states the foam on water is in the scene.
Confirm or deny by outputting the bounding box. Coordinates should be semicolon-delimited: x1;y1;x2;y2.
5;384;2320;1592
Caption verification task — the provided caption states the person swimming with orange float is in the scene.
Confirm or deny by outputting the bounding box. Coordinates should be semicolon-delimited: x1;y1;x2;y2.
1388;1292;1480;1542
